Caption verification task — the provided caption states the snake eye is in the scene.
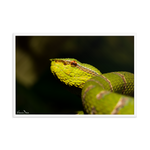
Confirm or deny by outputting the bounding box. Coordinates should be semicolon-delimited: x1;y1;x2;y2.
71;60;77;67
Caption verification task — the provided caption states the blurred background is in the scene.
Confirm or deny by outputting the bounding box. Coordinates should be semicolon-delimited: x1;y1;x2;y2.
16;36;134;114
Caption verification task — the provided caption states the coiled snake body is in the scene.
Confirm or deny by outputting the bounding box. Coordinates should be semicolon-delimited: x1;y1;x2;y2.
50;58;134;115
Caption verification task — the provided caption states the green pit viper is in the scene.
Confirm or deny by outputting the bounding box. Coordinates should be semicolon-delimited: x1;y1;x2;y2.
50;58;134;115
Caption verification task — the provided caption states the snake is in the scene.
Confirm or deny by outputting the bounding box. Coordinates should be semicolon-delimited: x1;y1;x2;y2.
50;58;134;115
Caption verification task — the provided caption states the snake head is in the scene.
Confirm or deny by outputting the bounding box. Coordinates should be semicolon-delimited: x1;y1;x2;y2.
50;58;101;88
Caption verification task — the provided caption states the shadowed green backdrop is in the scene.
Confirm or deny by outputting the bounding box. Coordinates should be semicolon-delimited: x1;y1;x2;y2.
16;36;134;114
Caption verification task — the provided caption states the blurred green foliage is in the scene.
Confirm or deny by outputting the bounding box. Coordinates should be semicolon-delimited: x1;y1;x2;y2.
16;36;134;114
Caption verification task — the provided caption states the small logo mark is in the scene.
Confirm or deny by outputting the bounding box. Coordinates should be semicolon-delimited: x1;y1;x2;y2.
17;110;29;114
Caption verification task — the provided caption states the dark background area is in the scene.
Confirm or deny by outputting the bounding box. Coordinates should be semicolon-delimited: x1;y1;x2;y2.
16;36;134;114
